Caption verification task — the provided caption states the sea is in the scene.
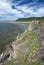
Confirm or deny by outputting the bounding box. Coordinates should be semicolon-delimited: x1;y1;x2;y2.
0;22;28;54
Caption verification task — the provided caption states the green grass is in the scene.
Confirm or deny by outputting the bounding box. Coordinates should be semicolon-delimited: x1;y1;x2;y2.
5;31;40;65
5;59;41;65
16;17;44;22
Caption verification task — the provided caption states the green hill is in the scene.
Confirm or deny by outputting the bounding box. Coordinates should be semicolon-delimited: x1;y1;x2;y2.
16;17;44;22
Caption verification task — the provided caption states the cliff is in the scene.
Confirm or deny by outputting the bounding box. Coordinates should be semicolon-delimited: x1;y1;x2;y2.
0;21;44;65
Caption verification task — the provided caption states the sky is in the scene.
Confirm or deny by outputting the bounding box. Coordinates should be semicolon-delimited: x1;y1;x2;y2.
0;0;44;20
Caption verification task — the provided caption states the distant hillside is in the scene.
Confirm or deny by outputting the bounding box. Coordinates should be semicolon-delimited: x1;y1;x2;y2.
16;17;44;21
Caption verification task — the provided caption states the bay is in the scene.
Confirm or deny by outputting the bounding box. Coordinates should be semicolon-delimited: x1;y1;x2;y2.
0;22;28;54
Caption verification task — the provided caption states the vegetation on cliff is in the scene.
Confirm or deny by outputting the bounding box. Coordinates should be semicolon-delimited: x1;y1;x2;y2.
0;20;44;65
16;17;44;22
5;21;43;65
5;31;40;65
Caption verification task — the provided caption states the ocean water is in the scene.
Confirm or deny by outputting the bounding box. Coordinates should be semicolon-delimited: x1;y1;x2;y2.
0;23;28;54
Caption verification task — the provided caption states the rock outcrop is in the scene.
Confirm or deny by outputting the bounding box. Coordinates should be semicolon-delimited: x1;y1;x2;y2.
0;21;44;65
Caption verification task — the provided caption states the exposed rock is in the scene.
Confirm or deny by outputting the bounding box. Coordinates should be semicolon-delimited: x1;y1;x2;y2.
0;53;10;63
0;21;44;65
31;21;44;65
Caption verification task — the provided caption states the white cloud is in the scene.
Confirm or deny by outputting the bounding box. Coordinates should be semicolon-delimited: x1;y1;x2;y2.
16;5;34;14
0;0;11;15
0;0;44;20
31;7;44;17
38;7;44;13
0;0;25;19
0;0;23;15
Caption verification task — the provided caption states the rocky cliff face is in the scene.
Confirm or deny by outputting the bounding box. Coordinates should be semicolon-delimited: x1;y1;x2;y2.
32;21;44;59
0;21;44;65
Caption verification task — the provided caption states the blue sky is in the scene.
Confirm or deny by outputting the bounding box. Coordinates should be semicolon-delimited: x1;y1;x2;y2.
0;0;44;20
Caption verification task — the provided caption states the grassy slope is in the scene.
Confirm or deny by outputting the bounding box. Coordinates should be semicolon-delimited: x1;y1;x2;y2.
16;17;44;22
5;21;44;65
5;31;40;65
